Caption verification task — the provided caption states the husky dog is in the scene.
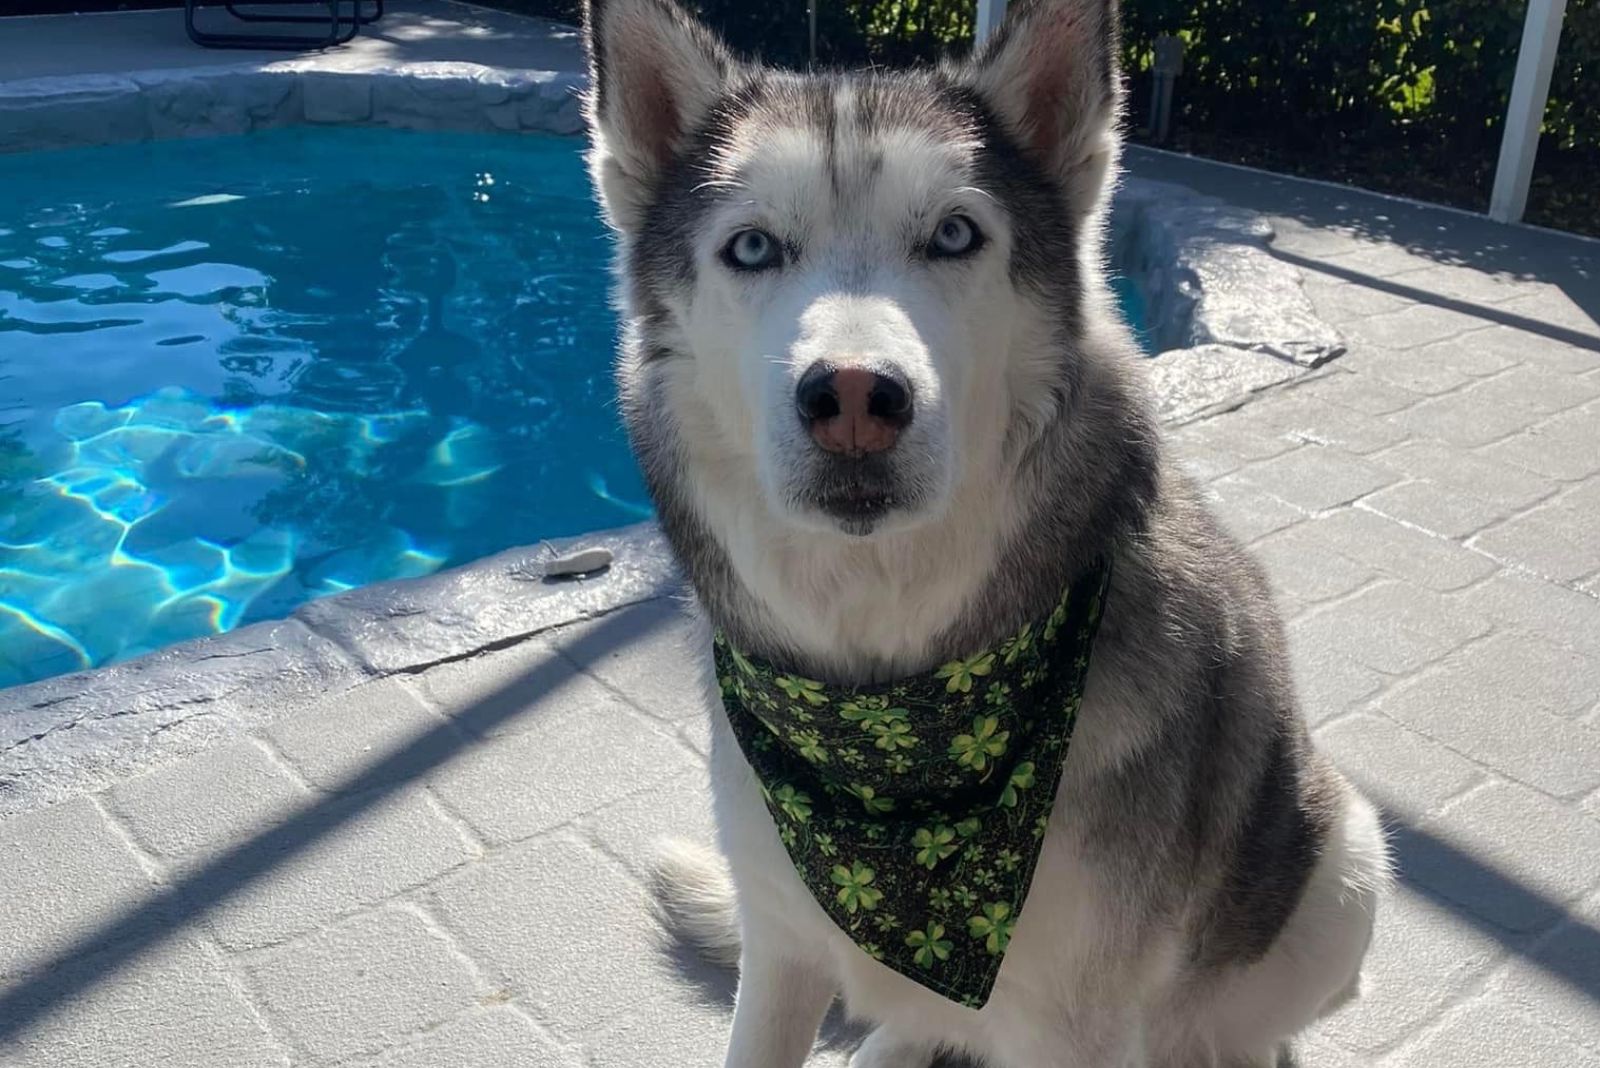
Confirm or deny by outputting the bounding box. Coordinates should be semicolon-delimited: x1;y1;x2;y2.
582;0;1388;1063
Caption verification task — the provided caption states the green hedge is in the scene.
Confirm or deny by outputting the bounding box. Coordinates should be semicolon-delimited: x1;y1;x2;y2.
375;0;1600;234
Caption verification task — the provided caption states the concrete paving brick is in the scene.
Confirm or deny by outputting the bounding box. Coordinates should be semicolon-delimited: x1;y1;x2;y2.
104;743;476;950
1252;524;1378;608
1316;714;1483;819
1342;341;1479;395
1360;479;1520;539
1342;304;1494;352
1395;383;1560;449
426;694;695;846
410;636;623;741
1234;389;1412;455
1314;889;1505;1055
1394;263;1530;307
1313;507;1498;591
1205;478;1307;543
1373;440;1556;515
1235;443;1399;511
1314;241;1437;279
579;767;716;882
1472;494;1600;584
1486;892;1600;1054
430;836;662;1034
547;597;709;727
352;1006;576;1068
1165;417;1300;482
1497;286;1600;336
1452;572;1600;661
264;680;451;794
1387;996;1587;1068
1452;322;1600;376
1294;369;1425;416
1468;365;1600;415
1301;272;1415;322
104;740;308;859
1403;781;1600;933
0;796;157;978
245;906;486;1066
1;936;289;1068
1407;332;1523;379
1481;405;1600;481
1290;581;1491;676
1291;645;1387;727
1377;648;1600;799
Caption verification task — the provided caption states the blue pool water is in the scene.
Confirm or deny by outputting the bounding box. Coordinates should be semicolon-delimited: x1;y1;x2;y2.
0;127;647;688
0;126;1153;690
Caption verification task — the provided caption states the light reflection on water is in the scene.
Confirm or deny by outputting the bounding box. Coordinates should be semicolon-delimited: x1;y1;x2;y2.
0;128;650;689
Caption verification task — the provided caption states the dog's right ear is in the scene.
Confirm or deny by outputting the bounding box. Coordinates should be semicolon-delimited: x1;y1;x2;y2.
584;0;732;233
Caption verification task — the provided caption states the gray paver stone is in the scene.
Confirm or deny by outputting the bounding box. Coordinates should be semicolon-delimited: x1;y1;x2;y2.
410;635;622;741
1402;781;1600;933
430;836;662;1035
264;679;451;794
1374;440;1556;514
1488;892;1600;1052
1452;573;1600;660
244;906;486;1066
426;694;694;846
1315;714;1482;818
104;742;477;950
1313;889;1505;1055
0;796;156;978
1235;443;1399;511
1481;405;1600;481
1311;507;1499;591
1387;996;1590;1068
1342;304;1492;352
350;1006;577;1068
547;596;709;727
1205;478;1307;543
1;937;289;1068
579;767;717;882
1295;369;1425;416
1377;650;1600;799
1290;581;1490;676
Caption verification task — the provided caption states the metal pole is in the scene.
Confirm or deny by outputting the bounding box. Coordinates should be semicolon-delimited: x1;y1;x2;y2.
976;0;1006;46
1488;0;1568;223
809;0;817;64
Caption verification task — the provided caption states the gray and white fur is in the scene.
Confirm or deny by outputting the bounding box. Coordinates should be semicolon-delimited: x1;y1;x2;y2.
582;1;1389;1064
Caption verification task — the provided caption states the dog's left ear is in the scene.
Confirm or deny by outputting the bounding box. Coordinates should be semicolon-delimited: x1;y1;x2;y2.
962;0;1123;216
584;0;733;233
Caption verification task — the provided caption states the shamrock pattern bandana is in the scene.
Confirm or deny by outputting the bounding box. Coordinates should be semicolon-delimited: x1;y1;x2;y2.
714;559;1112;1008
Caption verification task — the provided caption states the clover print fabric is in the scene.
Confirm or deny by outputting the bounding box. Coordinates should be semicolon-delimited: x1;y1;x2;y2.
714;560;1111;1007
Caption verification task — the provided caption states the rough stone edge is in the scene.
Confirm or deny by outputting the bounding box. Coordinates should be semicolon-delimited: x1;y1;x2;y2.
0;61;587;151
1113;176;1347;422
0;524;677;819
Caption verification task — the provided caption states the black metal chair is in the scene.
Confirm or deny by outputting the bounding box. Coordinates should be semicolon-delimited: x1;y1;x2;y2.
185;0;383;51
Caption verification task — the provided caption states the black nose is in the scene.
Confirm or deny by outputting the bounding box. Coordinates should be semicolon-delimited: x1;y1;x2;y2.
794;363;914;426
795;363;914;456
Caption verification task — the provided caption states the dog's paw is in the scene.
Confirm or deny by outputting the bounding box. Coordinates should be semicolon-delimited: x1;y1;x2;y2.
849;1029;935;1068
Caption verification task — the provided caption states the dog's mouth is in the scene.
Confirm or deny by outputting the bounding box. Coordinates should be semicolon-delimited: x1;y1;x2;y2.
789;456;921;536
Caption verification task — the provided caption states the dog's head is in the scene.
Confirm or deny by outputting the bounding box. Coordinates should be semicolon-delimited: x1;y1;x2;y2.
585;0;1123;538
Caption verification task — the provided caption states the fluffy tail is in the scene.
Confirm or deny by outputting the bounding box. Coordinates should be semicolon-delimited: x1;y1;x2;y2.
650;839;742;968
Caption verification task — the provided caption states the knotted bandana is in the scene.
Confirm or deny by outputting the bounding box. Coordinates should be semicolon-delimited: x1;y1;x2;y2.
714;560;1111;1008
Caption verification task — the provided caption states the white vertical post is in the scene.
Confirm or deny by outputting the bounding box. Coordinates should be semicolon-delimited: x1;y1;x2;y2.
976;0;1007;45
1489;0;1568;223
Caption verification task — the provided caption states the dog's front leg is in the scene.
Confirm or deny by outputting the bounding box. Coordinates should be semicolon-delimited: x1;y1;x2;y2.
724;946;834;1068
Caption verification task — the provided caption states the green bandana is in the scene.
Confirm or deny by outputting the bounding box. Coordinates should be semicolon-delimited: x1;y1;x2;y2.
714;560;1112;1008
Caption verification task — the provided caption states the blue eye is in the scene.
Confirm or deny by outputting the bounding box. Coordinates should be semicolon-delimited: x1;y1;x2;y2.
723;228;783;271
929;214;980;258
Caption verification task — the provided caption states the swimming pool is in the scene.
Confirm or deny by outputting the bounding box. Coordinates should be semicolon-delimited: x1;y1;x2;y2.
0;127;1151;690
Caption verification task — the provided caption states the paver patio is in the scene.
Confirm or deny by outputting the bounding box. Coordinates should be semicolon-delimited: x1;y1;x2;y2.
3;31;1599;1068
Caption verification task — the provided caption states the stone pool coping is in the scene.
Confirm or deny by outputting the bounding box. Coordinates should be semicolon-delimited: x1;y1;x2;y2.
0;3;1342;813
